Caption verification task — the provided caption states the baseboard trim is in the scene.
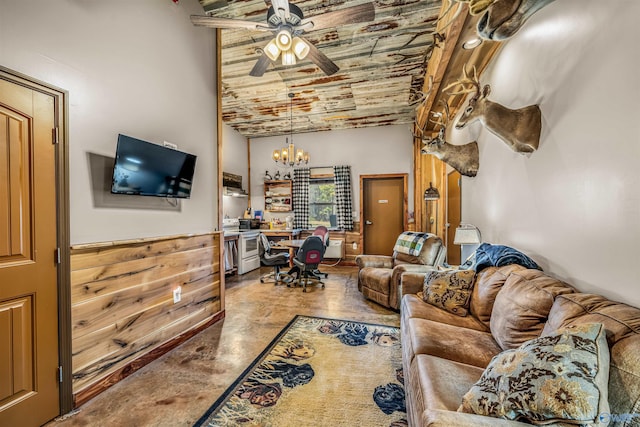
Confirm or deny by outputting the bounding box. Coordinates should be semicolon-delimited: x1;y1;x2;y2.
72;310;225;408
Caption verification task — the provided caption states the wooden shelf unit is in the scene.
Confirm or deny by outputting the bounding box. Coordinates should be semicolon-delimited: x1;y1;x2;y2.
264;180;292;212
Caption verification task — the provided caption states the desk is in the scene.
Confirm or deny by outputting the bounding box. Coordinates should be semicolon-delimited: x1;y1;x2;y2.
261;229;301;244
272;239;305;249
270;239;305;267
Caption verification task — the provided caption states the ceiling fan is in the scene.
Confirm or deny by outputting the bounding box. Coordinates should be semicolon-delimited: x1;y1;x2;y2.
191;0;375;77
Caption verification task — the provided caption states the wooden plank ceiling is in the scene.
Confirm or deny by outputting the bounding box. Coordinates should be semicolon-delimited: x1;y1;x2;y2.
198;0;443;138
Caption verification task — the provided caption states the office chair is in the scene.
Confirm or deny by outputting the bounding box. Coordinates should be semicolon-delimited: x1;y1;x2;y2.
292;235;326;292
258;233;290;285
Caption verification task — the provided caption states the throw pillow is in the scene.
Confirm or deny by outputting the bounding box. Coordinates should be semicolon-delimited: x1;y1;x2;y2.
459;322;610;426
422;270;476;317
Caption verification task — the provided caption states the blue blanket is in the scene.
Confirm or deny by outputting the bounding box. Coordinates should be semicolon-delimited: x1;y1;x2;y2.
472;243;542;272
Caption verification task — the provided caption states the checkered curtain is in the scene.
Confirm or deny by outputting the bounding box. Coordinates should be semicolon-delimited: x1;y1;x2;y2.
293;168;310;229
333;165;353;230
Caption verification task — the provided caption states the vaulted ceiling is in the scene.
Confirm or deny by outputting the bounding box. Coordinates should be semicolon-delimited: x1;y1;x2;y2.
198;0;446;138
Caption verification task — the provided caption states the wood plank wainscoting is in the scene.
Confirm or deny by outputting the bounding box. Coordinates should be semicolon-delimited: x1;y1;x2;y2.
69;232;224;408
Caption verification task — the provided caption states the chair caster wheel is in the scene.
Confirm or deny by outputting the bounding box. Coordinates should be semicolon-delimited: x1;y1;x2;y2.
260;279;264;283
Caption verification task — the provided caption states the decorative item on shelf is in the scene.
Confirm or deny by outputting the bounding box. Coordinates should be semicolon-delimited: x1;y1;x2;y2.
423;182;440;201
264;170;273;181
272;92;309;167
274;170;281;180
424;181;440;234
445;66;541;154
451;0;555;41
283;171;291;180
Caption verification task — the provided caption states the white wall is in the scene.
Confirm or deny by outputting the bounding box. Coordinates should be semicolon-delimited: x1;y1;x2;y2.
448;0;640;306
222;123;249;218
249;125;414;223
1;0;217;244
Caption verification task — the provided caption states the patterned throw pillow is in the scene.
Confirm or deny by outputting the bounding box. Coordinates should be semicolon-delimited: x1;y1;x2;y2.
422;270;476;316
459;323;610;425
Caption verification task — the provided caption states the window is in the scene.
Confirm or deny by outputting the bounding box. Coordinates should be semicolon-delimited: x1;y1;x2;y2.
308;178;336;227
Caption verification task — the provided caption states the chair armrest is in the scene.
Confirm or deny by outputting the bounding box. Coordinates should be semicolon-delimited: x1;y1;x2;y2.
355;254;393;269
422;409;536;427
399;270;435;297
388;265;437;309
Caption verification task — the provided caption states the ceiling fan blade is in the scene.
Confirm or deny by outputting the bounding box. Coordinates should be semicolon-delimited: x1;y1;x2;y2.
299;36;339;76
299;2;375;31
191;15;270;31
249;53;272;77
271;0;291;20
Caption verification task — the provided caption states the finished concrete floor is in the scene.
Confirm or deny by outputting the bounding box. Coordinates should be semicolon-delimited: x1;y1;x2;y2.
46;265;399;426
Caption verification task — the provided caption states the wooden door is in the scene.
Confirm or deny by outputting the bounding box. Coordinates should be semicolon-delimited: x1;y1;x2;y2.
0;78;60;426
362;176;406;256
446;171;461;265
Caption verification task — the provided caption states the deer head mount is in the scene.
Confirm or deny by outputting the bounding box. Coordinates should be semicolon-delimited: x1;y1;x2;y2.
456;0;556;40
415;100;480;177
446;66;541;154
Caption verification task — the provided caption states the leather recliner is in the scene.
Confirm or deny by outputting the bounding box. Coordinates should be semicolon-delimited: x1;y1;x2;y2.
355;233;446;310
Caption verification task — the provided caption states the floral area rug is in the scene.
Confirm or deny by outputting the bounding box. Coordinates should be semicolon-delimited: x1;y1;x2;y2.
194;315;407;427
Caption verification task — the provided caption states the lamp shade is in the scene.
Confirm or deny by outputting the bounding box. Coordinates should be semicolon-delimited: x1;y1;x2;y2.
454;224;481;245
291;37;310;59
275;30;292;51
264;38;281;61
281;49;296;66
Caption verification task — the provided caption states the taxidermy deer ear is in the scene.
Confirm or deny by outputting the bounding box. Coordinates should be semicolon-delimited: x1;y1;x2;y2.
482;84;491;98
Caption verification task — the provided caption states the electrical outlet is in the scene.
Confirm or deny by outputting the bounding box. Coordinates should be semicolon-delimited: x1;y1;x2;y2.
173;286;181;304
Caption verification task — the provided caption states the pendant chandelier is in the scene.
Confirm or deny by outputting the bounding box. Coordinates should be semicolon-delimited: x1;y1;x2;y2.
272;92;309;167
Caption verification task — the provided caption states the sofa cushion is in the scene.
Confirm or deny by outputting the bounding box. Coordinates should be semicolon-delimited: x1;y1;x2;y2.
542;293;640;344
401;294;488;332
422;270;476;316
470;265;526;328
540;293;640;421
403;318;502;368
412;355;484;411
490;269;575;350
460;323;610;426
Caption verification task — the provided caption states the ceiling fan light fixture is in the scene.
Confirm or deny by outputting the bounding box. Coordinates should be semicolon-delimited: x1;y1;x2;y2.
275;30;292;51
291;37;310;59
264;38;281;61
281;49;296;66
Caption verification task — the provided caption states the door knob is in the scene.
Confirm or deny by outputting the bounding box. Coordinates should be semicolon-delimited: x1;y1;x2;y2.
365;220;373;225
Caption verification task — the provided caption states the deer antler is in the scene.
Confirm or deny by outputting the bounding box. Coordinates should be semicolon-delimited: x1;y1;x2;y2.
443;65;480;96
453;0;496;16
439;99;451;126
409;75;434;107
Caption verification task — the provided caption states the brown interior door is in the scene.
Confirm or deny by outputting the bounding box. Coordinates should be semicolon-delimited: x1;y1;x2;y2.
0;78;60;426
362;176;405;256
446;171;461;265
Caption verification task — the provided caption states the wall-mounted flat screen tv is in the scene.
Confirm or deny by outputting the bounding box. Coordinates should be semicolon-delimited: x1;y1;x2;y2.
111;134;197;198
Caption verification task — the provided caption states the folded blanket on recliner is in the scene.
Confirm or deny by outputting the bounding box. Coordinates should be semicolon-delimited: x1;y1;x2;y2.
393;232;430;257
473;243;542;272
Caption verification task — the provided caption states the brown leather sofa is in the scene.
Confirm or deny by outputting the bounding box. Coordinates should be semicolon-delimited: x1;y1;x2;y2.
400;265;640;426
355;233;445;310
